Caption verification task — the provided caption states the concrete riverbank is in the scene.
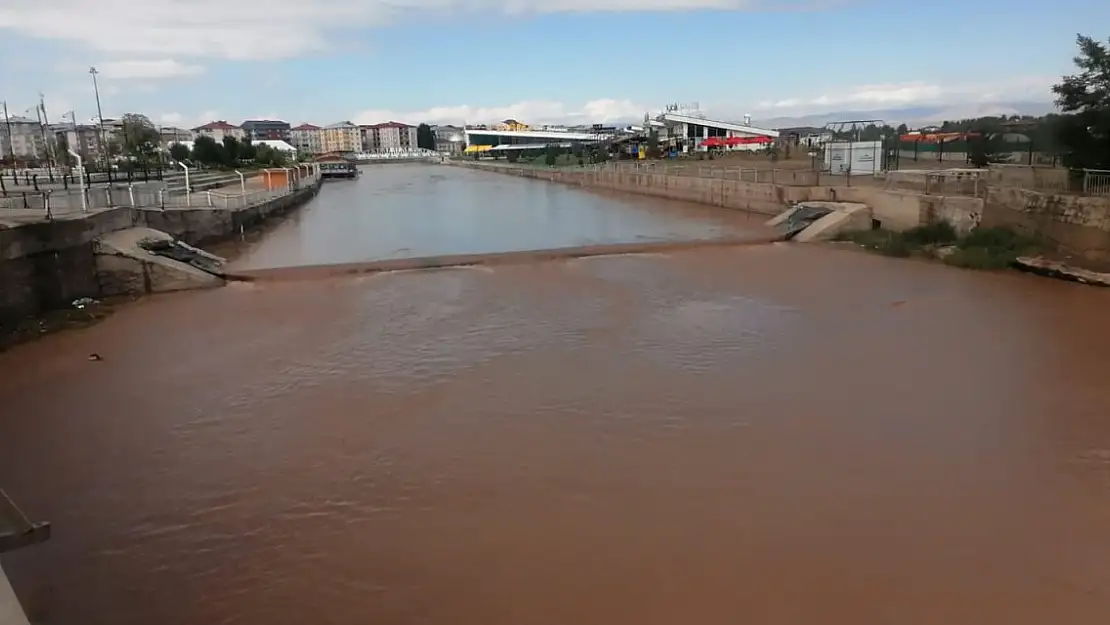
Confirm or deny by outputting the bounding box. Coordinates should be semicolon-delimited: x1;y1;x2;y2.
0;179;322;328
454;161;1110;265
1;565;28;625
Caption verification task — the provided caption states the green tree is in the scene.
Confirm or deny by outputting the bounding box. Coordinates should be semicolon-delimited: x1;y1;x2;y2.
646;130;661;159
1051;33;1110;171
544;144;559;166
968;132;1001;167
222;135;241;166
239;137;256;163
119;113;161;164
191;135;224;166
416;123;436;151
168;142;191;162
55;133;73;167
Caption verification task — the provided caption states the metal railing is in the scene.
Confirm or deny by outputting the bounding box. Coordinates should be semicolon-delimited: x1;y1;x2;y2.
1;170;322;219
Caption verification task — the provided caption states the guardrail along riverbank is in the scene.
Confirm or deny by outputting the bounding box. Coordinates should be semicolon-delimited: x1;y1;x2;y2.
455;160;1110;267
0;174;323;330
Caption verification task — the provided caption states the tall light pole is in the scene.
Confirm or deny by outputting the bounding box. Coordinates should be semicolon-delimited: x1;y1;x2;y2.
1;101;14;171
89;66;107;167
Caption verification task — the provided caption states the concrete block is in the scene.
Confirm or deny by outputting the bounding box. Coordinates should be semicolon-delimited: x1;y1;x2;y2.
792;203;872;243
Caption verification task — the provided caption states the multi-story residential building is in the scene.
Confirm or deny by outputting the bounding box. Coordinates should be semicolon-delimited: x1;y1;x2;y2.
433;125;465;154
290;123;323;155
240;120;291;142
359;121;417;153
193;120;246;143
49;123;102;162
322;121;361;154
159;126;194;145
0;115;47;161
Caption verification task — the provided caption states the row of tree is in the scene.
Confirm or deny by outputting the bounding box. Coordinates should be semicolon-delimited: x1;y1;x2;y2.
168;135;289;168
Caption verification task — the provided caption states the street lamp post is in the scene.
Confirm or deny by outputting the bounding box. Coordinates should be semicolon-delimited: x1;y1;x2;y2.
89;66;108;169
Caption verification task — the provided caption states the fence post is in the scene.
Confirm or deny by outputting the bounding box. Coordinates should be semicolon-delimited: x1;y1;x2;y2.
206;191;213;207
128;184;135;207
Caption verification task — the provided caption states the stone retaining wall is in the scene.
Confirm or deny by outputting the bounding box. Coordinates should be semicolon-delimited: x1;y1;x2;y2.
457;162;985;236
458;162;1110;263
0;180;322;325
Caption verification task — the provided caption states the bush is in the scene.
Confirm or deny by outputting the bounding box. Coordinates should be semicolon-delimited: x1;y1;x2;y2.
902;221;958;246
942;226;1042;270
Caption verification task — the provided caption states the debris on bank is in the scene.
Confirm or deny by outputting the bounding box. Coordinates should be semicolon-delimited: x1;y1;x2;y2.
1013;257;1110;287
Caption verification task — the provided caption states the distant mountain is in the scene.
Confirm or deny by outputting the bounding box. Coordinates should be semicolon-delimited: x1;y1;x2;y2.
751;101;1057;130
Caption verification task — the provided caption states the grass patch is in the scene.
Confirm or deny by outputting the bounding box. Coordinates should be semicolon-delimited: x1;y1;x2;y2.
943;227;1043;270
834;229;913;257
837;223;1044;271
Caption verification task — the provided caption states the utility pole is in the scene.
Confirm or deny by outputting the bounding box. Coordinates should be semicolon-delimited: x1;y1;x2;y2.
29;103;54;178
1;101;14;172
64;110;84;173
39;93;55;169
89;66;107;168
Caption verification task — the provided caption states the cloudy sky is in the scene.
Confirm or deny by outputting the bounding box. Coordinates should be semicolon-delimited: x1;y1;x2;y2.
0;0;1101;128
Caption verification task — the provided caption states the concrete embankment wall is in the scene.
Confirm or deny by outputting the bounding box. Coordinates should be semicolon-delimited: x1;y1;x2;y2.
457;162;1110;263
982;186;1110;265
0;180;322;325
454;162;985;236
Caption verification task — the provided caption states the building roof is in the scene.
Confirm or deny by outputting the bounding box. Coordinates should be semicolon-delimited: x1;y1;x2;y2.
194;120;240;131
325;121;357;129
313;151;356;163
292;123;321;131
253;139;297;152
363;121;414;129
241;119;289;126
661;112;779;138
4;116;38;125
464;128;610;142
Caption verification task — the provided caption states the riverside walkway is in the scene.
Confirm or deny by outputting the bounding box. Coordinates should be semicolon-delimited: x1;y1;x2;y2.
0;165;319;227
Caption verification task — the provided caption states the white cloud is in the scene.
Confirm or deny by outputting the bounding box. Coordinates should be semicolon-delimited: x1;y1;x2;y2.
96;59;204;80
352;98;648;126
752;76;1057;115
158;112;183;125
0;0;830;61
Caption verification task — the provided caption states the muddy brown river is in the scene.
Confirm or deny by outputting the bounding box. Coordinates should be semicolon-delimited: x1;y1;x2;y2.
2;165;1110;624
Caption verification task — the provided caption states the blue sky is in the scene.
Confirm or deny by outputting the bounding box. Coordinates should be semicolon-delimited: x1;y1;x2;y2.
0;0;1103;128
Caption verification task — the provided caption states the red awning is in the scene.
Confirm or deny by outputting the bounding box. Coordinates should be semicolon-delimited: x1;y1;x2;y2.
701;137;725;147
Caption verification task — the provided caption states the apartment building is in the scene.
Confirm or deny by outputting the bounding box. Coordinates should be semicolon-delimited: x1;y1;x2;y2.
433;125;465;154
241;119;291;142
159;126;194;144
359;121;417;153
49;123;102;161
193;120;246;143
290;123;323;155
322;121;361;154
0;115;47;161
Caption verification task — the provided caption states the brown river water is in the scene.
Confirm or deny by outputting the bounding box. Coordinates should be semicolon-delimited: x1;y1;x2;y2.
2;164;1110;624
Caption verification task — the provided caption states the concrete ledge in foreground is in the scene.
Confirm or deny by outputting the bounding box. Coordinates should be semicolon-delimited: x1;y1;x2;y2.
0;566;29;625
